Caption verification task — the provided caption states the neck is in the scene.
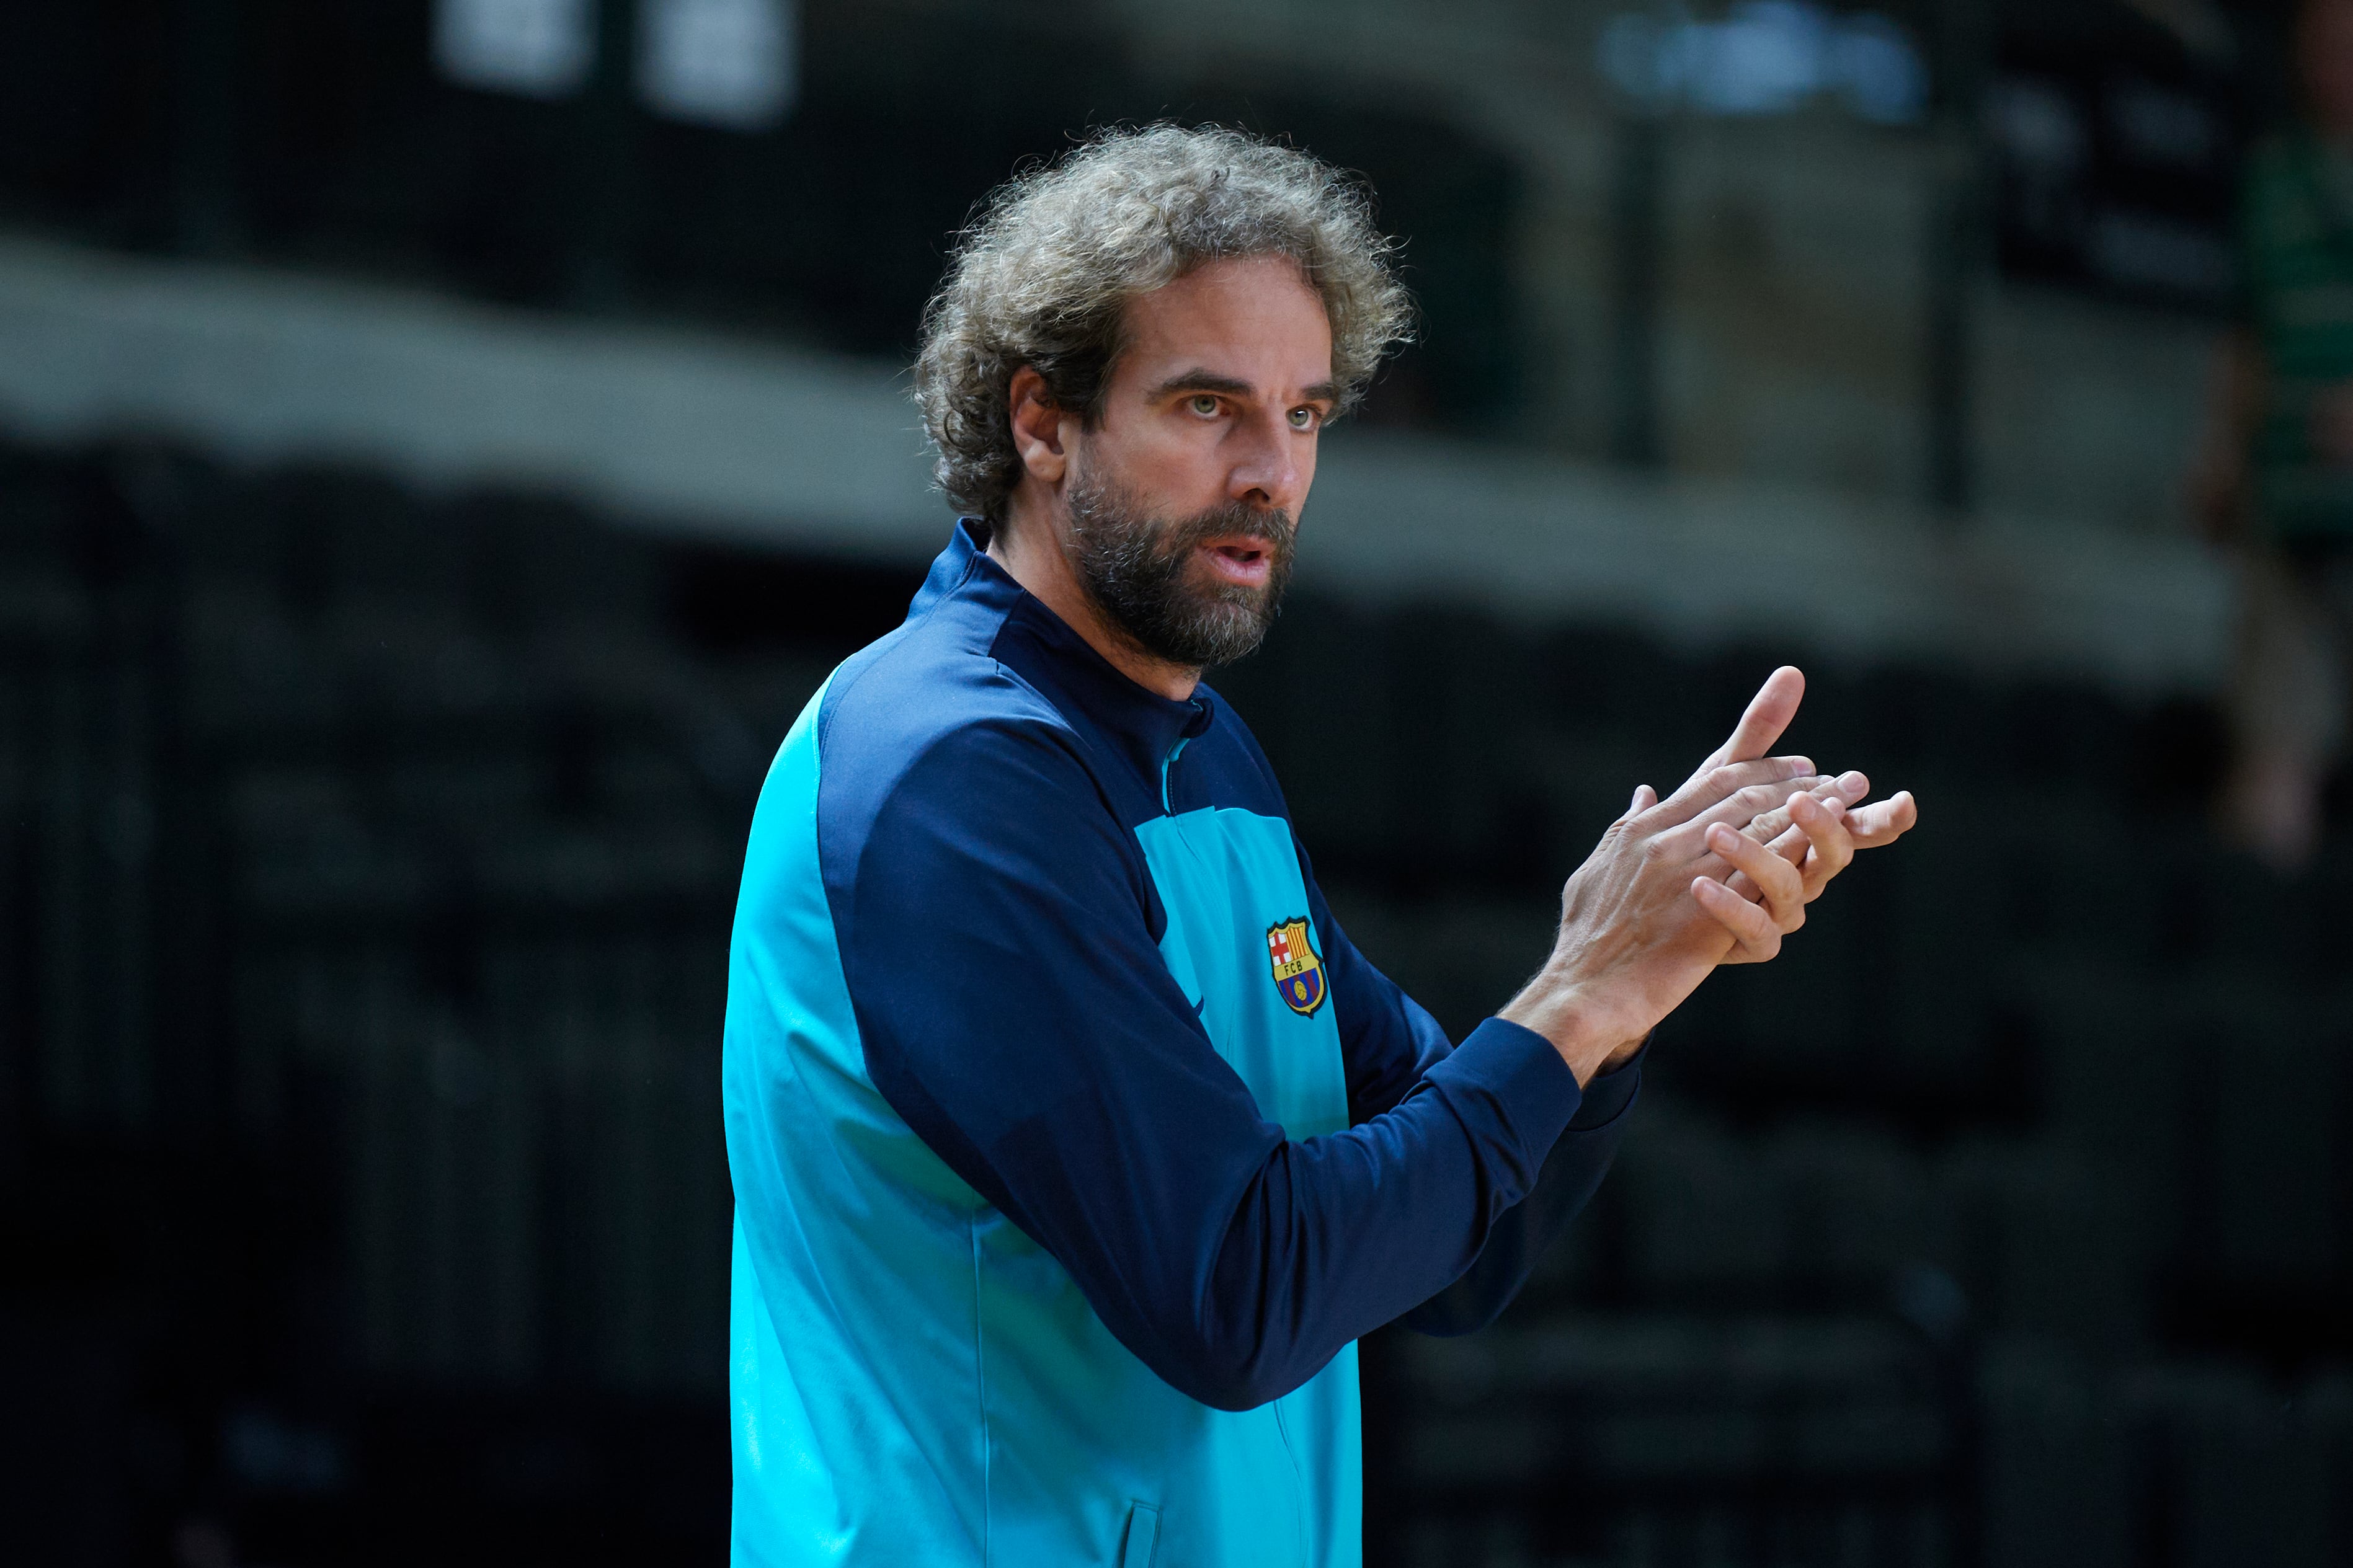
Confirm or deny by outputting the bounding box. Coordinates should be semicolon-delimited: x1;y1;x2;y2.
985;496;1201;702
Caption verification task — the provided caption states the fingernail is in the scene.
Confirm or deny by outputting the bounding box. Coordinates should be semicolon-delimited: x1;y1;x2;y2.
1839;770;1867;794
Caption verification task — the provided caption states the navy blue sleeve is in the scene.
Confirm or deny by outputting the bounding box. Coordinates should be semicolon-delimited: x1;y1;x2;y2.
1398;1051;1642;1334
1299;857;1643;1335
825;714;1587;1411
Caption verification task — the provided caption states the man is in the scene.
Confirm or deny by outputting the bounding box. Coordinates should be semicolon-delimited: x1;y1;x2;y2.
2197;0;2353;868
722;125;1916;1567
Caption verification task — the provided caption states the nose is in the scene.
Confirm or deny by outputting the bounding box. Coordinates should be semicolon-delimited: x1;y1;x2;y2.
1225;407;1307;514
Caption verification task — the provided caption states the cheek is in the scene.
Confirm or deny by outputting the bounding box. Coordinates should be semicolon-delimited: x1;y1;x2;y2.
1118;419;1232;498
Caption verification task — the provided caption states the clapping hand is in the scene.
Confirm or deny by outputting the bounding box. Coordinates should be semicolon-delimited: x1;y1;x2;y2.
1500;667;1918;1080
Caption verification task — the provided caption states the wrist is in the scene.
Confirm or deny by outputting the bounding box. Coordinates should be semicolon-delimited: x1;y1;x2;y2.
1591;1032;1648;1078
1497;976;1627;1087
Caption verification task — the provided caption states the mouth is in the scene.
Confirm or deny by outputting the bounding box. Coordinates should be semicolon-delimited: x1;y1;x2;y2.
1195;538;1274;589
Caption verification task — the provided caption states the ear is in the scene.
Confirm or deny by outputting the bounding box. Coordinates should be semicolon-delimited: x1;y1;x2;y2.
1008;366;1070;486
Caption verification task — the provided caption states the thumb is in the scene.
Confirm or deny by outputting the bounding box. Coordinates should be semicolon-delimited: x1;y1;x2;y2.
1701;665;1805;769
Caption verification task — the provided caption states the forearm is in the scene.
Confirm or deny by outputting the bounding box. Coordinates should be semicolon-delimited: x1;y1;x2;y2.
1058;1017;1586;1409
1399;1044;1644;1336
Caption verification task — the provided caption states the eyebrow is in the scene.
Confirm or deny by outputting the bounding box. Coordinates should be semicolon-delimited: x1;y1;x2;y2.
1152;369;1341;407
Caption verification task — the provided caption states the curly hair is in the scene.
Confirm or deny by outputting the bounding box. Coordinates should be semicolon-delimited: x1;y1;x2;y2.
912;125;1416;523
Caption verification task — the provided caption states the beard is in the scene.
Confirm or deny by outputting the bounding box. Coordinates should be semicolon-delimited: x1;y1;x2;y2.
1062;470;1296;671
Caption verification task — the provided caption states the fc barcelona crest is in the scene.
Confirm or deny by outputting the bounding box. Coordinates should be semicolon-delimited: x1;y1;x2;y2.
1265;918;1327;1017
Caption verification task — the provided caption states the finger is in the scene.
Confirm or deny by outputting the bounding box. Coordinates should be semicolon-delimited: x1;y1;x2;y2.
1707;820;1805;930
1692;874;1781;962
1741;771;1869;848
1747;785;1858;867
1758;799;1841;870
1788;791;1855;897
1651;757;1820;828
1723;792;1853;902
1844;791;1918;848
1762;802;1845;872
1697;665;1805;771
1657;775;1835;867
1625;783;1657;818
1759;780;1921;862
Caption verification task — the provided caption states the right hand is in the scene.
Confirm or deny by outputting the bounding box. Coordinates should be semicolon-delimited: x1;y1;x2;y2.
1500;668;1829;1081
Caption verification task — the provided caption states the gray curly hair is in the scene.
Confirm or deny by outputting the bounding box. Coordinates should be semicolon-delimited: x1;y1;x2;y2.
912;125;1415;523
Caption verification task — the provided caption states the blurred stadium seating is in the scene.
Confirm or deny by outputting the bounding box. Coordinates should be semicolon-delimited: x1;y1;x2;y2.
1;0;2337;1559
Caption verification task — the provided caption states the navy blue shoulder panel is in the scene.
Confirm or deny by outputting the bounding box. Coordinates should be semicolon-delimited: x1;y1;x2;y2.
815;528;1181;945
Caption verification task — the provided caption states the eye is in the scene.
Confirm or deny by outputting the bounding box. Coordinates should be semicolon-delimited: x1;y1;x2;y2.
1188;394;1221;417
1288;406;1320;431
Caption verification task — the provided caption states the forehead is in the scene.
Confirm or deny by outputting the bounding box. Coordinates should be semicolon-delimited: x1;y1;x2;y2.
1114;255;1334;391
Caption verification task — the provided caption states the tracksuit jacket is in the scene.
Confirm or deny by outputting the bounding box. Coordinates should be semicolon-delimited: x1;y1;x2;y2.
721;520;1642;1567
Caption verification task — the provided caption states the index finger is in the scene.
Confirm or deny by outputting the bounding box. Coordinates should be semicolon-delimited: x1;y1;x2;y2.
1697;666;1805;773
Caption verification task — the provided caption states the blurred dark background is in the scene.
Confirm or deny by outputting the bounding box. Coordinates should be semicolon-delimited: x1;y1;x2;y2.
2;1;2343;1564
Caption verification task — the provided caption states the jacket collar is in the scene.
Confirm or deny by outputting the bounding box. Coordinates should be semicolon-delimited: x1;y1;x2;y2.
912;520;1214;787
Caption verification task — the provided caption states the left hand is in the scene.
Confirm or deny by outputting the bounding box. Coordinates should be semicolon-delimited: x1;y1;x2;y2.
1690;773;1918;964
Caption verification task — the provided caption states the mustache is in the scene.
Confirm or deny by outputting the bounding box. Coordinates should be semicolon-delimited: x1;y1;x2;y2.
1155;502;1296;556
